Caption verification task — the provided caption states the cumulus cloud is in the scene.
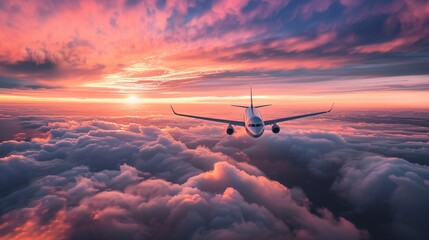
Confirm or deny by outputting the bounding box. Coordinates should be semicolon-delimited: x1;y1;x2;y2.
0;118;367;240
1;111;429;239
332;156;429;239
208;118;429;240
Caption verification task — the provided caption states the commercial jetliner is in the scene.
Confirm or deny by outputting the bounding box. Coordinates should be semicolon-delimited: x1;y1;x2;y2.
170;86;334;138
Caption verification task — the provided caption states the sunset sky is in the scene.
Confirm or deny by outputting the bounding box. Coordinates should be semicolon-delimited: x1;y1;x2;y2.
1;1;429;240
0;0;428;108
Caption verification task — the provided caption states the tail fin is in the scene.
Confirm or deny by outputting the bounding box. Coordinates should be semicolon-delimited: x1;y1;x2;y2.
250;84;254;108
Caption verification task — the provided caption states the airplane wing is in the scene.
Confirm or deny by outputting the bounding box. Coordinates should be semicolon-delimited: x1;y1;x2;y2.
170;105;245;126
264;103;334;125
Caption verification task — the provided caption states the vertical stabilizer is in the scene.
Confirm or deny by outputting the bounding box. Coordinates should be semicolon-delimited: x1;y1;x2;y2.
250;83;254;108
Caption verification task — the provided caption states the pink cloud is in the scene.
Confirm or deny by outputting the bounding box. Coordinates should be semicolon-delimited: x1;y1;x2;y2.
1;109;428;239
0;118;368;239
294;0;333;20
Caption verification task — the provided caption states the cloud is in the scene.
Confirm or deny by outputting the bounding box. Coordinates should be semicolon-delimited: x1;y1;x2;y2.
332;156;429;239
0;58;56;74
205;116;429;239
0;117;370;240
0;76;57;89
1;110;429;239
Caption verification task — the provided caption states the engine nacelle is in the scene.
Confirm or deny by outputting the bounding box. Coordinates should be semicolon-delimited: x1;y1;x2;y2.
272;124;280;134
226;125;234;135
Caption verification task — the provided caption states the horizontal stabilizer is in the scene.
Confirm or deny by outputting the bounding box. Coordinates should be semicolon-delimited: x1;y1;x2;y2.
231;105;248;108
255;104;272;108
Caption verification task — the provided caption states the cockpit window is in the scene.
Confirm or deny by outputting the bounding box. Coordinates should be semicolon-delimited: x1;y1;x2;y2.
249;123;262;127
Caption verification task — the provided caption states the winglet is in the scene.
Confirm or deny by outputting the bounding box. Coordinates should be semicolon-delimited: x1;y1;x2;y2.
328;102;334;112
170;105;177;115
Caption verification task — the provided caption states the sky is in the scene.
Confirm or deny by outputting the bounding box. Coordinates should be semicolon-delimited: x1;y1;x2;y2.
0;0;428;108
1;1;429;240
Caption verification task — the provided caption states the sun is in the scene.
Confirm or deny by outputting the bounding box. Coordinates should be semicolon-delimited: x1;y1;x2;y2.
126;95;140;104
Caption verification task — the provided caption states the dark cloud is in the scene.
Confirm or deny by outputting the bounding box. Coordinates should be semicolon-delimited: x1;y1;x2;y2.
0;44;105;83
0;76;57;89
214;37;429;79
331;155;429;236
0;59;56;73
123;0;142;8
0;50;57;74
206;117;429;240
192;0;429;82
349;15;401;43
338;113;429;128
155;0;166;10
18;116;55;129
0;47;60;81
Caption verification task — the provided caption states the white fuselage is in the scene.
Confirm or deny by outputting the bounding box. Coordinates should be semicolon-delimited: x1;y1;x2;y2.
244;107;265;138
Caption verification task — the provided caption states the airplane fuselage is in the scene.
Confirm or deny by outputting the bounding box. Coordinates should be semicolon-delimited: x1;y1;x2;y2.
244;107;265;138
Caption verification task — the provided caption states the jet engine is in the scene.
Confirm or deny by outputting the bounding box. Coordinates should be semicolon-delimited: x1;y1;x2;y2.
272;124;280;134
226;125;234;135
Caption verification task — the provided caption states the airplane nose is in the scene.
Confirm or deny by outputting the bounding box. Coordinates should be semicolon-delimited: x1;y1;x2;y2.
247;117;264;137
250;125;264;136
251;127;264;138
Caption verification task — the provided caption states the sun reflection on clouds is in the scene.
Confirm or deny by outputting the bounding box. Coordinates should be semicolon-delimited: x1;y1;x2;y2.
85;60;229;91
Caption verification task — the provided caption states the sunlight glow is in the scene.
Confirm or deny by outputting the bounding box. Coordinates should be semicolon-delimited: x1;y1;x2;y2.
126;95;140;104
1;91;428;109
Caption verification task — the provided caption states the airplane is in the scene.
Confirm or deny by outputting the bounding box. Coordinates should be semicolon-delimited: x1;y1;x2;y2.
170;86;334;138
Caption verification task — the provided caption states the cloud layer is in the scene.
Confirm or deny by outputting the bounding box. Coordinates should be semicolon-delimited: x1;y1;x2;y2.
0;109;428;239
0;118;366;240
